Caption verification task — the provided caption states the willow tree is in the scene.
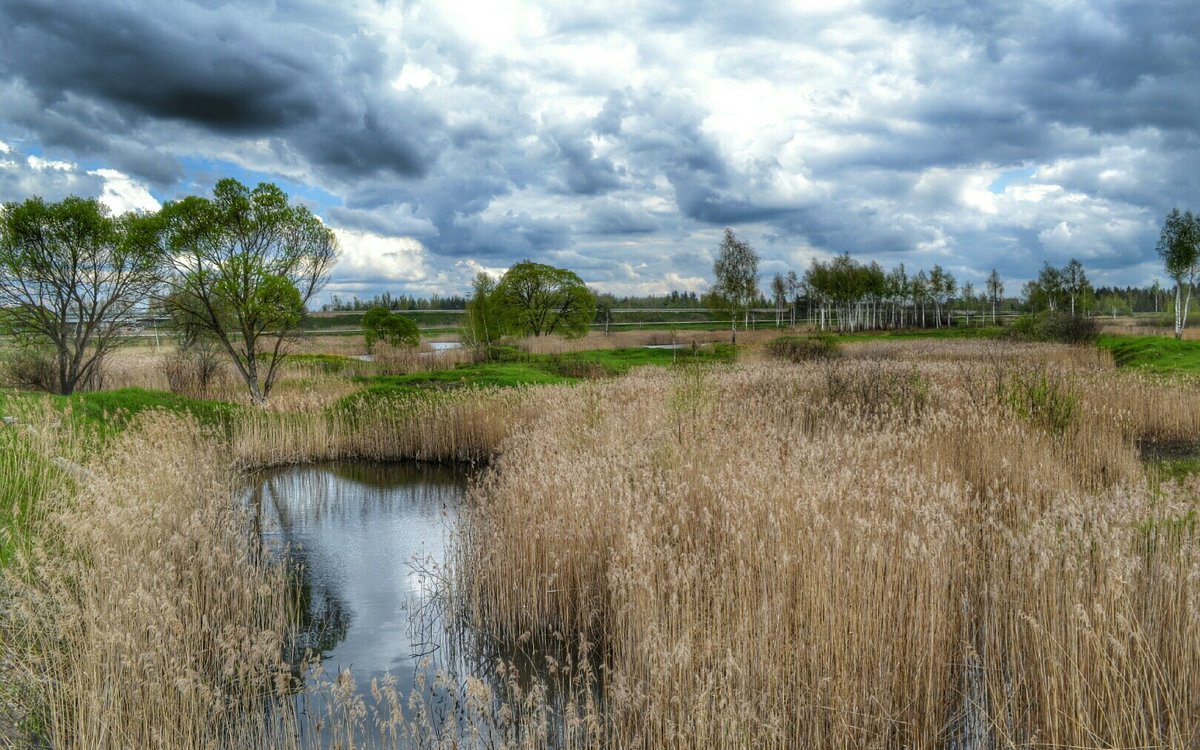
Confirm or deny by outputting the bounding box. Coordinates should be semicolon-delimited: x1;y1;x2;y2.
157;179;338;405
0;196;160;394
707;228;759;343
493;261;595;338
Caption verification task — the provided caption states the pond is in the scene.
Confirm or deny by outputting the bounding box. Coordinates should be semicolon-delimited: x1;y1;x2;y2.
248;462;470;697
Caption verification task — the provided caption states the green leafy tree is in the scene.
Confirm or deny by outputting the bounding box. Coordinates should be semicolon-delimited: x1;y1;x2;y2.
594;291;618;336
493;261;596;338
707;228;759;343
0;196;161;394
1062;258;1091;317
770;272;788;327
1023;262;1066;312
462;272;504;345
1098;292;1132;320
157;178;338;405
986;268;1004;324
1156;208;1200;339
362;307;419;352
928;264;956;327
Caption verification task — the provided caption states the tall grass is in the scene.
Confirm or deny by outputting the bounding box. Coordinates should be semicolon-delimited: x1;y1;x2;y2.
0;413;296;748
4;338;1200;747
456;356;1200;748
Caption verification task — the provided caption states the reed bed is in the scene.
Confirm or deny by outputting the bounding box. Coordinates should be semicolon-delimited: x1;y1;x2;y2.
4;337;1200;748
0;413;296;748
229;387;536;469
457;355;1200;748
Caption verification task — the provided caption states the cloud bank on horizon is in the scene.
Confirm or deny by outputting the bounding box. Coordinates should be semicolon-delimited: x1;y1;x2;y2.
1;0;1197;301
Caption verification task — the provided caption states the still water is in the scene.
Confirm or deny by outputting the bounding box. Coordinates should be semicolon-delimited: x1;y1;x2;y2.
248;462;469;696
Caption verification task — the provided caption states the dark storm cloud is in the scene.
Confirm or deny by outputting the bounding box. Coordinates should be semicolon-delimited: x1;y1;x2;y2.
0;0;440;182
541;125;623;195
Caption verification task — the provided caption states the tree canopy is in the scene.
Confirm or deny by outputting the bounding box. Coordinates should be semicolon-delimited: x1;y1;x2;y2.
362;307;420;352
157;178;338;404
707;228;760;343
491;261;596;338
1157;208;1200;339
0;196;160;394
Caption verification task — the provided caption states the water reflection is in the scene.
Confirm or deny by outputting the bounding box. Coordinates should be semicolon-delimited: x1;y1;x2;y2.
248;462;467;693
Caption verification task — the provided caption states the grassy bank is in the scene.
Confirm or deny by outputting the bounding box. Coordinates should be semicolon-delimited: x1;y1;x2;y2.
1100;333;1200;373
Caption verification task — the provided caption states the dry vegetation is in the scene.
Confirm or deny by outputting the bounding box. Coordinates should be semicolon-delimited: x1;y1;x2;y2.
2;336;1200;748
457;341;1200;748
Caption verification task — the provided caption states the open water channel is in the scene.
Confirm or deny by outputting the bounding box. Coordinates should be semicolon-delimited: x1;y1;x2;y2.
247;462;476;737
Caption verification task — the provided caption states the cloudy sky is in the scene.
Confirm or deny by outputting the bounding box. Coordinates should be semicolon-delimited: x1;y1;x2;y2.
1;0;1197;302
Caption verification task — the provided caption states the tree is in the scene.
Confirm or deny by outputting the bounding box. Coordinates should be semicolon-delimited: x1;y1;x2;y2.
594;291;618;336
493;261;596;338
986;268;1004;325
707;228;759;343
785;270;800;327
1024;262;1065;312
0;196;160;394
1156;208;1200;340
1098;292;1132;320
928;264;955;327
362;307;419;352
1062;258;1091;317
960;281;976;324
770;272;787;328
157;178;338;405
462;271;503;346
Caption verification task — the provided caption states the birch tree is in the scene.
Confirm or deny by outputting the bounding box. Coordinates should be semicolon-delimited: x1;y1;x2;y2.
1157;209;1200;340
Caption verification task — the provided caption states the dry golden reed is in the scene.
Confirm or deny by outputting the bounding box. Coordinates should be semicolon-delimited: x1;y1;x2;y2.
4;337;1200;749
457;347;1200;749
1;413;295;748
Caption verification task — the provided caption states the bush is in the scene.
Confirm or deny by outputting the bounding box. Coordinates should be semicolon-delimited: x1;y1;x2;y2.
2;345;58;392
363;308;420;352
821;361;930;417
767;335;841;362
162;346;224;398
1002;366;1078;435
1006;312;1099;345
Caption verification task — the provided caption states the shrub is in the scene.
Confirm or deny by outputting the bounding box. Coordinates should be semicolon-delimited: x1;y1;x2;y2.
1;345;58;392
1002;365;1078;435
362;308;420;352
162;345;224;398
1006;312;1099;345
767;335;841;362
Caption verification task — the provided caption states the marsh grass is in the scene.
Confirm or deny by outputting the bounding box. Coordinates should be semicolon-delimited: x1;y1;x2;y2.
456;351;1200;748
4;337;1200;748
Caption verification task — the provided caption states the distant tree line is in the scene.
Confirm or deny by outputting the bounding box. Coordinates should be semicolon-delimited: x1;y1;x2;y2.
322;291;467;311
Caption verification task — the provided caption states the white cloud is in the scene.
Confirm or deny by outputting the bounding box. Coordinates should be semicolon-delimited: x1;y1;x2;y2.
331;227;431;284
87;168;160;214
27;155;73;172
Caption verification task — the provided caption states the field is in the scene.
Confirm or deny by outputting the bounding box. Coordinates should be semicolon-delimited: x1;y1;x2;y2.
2;329;1200;748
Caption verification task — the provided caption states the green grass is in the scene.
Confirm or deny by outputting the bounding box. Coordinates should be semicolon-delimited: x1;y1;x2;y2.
1099;334;1200;374
1;387;242;441
339;344;737;406
831;326;1004;343
0;428;71;566
285;353;362;373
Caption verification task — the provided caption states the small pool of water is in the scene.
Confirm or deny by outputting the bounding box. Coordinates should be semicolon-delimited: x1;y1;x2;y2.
249;462;468;694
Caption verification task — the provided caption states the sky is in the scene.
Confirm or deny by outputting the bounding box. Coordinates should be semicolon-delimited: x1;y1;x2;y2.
1;0;1197;304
